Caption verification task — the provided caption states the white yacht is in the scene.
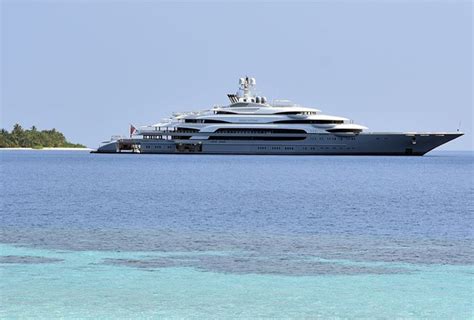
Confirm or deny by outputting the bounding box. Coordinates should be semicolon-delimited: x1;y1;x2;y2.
94;77;462;155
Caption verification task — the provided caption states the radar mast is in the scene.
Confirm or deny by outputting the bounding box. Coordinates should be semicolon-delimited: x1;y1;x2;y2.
227;77;267;104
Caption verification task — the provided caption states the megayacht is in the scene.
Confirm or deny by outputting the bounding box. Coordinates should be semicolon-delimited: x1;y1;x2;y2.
94;77;463;155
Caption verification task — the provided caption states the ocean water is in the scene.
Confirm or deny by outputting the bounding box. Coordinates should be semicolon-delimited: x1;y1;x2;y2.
1;150;473;319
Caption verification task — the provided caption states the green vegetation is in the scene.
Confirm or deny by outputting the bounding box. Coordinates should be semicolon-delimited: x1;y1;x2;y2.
0;124;86;148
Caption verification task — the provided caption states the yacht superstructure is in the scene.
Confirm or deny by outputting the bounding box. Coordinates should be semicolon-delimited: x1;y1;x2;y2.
94;77;462;155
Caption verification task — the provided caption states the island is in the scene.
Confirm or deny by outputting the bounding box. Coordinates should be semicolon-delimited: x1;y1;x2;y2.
0;124;86;149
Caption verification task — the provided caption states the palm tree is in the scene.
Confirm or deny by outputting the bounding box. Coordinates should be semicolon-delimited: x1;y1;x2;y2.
12;123;23;134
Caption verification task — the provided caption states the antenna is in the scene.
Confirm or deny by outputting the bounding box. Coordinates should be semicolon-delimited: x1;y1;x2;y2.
237;76;257;101
457;120;461;132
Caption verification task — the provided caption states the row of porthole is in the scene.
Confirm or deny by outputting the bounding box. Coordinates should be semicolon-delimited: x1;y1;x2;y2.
144;145;355;151
322;137;340;141
303;147;356;150
256;146;356;150
257;147;295;150
315;137;357;141
308;137;357;141
257;147;283;150
144;145;173;149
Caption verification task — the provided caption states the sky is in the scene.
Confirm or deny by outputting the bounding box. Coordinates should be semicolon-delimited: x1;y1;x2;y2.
1;1;472;150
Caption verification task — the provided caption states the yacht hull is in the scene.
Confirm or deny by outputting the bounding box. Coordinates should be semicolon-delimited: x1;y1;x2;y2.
93;132;462;156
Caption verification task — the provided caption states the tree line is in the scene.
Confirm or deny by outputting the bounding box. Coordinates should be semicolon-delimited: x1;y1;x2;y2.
0;124;86;148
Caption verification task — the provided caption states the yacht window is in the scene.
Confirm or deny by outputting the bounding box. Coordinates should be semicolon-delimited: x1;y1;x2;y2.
274;120;344;124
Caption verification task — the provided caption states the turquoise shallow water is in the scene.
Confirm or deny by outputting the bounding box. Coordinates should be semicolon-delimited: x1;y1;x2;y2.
1;150;473;318
1;244;472;319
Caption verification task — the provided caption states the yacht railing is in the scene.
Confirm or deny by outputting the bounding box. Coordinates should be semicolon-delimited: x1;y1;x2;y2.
272;99;299;108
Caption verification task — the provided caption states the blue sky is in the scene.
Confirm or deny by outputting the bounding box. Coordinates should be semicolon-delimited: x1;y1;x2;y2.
1;1;472;149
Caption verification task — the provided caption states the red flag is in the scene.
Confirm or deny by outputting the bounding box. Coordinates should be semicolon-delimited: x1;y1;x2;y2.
130;124;136;137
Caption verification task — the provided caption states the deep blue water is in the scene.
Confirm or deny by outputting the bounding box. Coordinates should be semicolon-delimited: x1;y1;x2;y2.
1;150;473;318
